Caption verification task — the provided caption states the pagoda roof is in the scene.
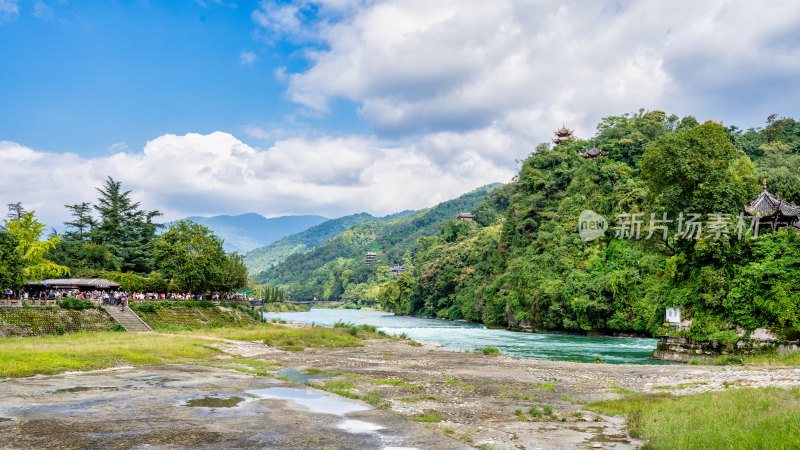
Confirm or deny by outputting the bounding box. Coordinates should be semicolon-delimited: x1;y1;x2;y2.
580;144;608;159
553;123;574;136
744;181;800;218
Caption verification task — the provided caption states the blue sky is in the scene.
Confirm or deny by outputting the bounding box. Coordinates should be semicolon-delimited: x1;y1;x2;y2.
0;1;366;155
2;0;800;227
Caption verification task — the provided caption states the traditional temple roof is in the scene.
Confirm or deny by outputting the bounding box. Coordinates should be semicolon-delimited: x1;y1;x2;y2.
24;278;121;289
580;143;608;159
552;123;575;145
744;180;800;218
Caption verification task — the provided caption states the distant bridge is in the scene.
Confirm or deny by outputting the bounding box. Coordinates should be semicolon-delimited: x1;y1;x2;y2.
285;299;348;305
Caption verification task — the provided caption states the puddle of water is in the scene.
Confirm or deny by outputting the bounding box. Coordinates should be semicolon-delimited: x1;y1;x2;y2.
246;387;369;416
53;386;93;393
337;419;384;433
184;396;245;408
276;368;331;384
52;385;134;394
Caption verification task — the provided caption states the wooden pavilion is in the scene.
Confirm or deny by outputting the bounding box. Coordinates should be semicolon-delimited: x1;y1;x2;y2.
580;143;608;159
744;180;800;232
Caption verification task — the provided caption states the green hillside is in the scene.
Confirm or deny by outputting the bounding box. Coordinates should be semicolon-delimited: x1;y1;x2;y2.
379;111;800;342
254;183;502;301
245;211;413;274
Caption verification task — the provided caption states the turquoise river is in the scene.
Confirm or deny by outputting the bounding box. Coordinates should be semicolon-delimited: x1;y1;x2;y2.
265;309;663;364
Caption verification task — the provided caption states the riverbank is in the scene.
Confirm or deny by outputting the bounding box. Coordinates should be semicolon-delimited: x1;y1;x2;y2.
1;327;798;449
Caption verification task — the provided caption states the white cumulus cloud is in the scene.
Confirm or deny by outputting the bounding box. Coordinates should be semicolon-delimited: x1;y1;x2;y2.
0;132;512;228
256;0;800;142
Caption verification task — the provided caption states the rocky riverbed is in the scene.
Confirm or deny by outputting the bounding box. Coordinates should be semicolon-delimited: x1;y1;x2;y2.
1;334;799;449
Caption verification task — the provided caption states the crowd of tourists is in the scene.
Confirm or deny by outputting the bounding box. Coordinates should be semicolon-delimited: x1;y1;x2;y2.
1;289;261;307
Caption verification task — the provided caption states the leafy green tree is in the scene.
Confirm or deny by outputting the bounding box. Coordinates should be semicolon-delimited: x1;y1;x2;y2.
3;211;70;280
217;253;249;293
641;122;758;217
153;220;226;294
0;231;24;289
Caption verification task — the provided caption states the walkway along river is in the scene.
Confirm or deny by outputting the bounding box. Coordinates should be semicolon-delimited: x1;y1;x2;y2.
265;309;661;364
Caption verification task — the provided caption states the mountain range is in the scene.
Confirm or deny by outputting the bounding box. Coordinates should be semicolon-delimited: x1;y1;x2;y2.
179;213;328;254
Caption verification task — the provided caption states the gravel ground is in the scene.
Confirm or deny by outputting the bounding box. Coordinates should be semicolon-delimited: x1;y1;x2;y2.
1;334;798;449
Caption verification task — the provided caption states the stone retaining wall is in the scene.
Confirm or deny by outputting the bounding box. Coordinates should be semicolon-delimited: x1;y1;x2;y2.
0;307;117;337
653;335;800;362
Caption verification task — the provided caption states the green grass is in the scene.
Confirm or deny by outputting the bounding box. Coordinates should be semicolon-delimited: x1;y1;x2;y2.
535;382;555;392
514;408;527;421
561;396;585;403
744;351;800;366
368;378;423;390
481;346;500;356
317;380;357;390
584;387;800;449
0;332;222;378
398;395;437;402
528;406;542;419
445;379;476;390
500;392;530;400
412;413;445;423
173;323;383;351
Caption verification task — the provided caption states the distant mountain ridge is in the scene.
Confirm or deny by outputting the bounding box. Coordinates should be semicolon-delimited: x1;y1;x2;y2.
179;213;328;254
254;183;503;300
245;210;414;274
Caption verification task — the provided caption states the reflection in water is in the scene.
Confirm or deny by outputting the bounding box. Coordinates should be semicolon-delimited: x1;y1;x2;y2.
184;396;245;408
266;309;662;364
247;387;368;416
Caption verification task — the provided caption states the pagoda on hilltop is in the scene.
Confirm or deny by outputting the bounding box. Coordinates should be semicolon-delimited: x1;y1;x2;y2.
744;179;800;232
552;124;574;146
580;142;608;159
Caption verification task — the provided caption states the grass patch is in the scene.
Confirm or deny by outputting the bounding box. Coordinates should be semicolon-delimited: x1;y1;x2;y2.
481;346;500;356
528;406;543;419
368;378;423;390
584;387;800;448
445;379;476;390
744;351;800;366
412;413;444;423
561;396;585;404
399;395;437;402
317;380;357;390
500;392;530;400
172;323;383;351
0;332;221;378
654;382;707;391
514;408;527;421
535;382;555;391
362;390;390;409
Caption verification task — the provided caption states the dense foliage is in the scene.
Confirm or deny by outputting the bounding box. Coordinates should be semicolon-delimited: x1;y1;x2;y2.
378;111;800;340
255;184;501;302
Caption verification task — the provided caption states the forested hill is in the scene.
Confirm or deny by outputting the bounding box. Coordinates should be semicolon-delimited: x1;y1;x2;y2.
379;111;800;342
245;211;413;275
254;183;502;301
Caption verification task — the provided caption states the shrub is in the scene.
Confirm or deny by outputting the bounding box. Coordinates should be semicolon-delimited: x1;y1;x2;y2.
58;297;95;310
482;346;500;356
